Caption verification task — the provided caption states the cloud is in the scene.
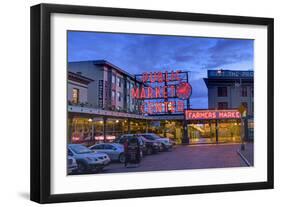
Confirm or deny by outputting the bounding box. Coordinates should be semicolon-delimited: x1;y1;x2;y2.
204;39;253;69
68;31;253;108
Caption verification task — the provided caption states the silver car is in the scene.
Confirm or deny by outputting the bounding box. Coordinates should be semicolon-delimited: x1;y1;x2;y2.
68;144;111;173
67;155;78;174
89;143;125;163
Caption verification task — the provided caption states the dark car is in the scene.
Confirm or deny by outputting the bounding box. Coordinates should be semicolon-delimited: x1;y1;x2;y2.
114;134;146;158
138;133;173;151
140;137;161;155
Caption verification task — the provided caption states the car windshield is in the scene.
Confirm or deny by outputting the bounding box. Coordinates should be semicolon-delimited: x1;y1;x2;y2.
142;134;157;140
149;134;161;139
69;145;92;154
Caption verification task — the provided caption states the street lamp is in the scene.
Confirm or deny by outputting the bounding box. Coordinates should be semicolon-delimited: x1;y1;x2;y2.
88;118;94;142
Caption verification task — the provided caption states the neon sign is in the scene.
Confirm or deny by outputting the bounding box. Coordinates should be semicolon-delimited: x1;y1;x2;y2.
132;70;192;114
185;109;241;120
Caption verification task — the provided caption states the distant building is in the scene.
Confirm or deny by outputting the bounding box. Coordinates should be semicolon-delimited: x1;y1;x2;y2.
67;71;93;105
204;69;254;116
68;60;143;113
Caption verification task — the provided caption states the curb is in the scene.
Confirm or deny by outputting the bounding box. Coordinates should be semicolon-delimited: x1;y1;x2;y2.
237;149;251;166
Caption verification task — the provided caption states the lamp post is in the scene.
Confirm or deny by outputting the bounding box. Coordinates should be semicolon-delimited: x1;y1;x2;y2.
234;76;247;151
88;118;94;142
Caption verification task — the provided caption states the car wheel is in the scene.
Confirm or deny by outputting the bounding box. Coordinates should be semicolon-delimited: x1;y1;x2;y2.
119;153;125;163
162;143;167;151
95;166;104;173
77;162;87;173
147;147;152;155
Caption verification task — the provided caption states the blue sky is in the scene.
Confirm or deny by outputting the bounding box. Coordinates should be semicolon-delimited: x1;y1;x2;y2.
68;31;254;108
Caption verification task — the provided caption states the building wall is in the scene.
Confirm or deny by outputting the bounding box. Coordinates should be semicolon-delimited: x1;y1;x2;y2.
115;73;125;110
68;62;102;108
68;61;141;113
208;84;254;116
67;80;88;104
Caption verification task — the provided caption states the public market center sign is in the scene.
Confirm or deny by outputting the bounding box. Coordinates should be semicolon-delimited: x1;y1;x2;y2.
131;70;192;114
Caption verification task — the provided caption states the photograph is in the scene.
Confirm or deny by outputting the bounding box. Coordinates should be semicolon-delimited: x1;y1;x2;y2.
66;31;254;175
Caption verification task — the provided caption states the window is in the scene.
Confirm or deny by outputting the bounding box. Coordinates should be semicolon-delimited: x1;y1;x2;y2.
117;77;122;87
91;144;104;150
112;91;115;101
112;74;116;84
119;137;127;144
218;102;228;109
69;144;92;154
67;149;73;156
72;88;79;104
104;144;115;150
242;102;248;109
117;92;121;102
251;87;254;96
217;87;227;97
241;86;248;97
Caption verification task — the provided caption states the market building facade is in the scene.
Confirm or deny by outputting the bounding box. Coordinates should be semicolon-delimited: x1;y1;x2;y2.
67;60;253;145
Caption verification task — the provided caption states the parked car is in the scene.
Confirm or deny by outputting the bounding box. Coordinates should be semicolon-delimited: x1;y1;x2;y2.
89;143;125;163
140;137;161;155
67;155;78;174
114;134;145;158
68;144;110;173
138;133;173;151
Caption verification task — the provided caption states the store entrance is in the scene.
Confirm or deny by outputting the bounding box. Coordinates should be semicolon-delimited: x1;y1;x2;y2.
188;120;216;144
188;119;241;144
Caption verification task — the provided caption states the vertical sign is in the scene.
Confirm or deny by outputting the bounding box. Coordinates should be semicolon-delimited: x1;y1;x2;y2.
98;80;104;108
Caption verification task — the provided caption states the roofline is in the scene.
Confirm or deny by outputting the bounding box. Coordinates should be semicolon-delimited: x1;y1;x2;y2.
68;60;142;83
68;71;94;83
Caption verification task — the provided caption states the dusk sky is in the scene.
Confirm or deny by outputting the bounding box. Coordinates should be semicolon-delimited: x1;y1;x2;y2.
68;31;254;108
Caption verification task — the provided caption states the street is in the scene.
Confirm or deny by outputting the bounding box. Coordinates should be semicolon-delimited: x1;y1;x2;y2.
100;143;249;174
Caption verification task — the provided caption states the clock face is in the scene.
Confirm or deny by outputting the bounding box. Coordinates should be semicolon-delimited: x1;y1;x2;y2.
176;82;192;99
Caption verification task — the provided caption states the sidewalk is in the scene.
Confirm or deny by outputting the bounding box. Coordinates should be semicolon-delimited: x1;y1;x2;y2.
237;142;254;166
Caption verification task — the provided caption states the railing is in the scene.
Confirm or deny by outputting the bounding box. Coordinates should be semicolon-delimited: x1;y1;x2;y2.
208;70;254;78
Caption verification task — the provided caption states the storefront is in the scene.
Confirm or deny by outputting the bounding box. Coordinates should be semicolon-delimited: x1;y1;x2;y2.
184;109;244;144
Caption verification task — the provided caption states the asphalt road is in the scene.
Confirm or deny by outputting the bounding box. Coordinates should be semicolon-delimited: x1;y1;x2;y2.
101;143;249;174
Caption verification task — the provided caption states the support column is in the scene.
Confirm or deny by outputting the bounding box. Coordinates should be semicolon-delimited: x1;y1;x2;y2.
215;119;219;144
128;118;131;134
103;117;107;142
68;115;74;144
182;119;189;144
164;121;167;137
91;117;95;142
145;120;148;133
244;116;249;142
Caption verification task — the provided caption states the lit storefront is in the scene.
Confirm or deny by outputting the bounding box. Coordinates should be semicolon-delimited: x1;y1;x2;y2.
184;109;243;144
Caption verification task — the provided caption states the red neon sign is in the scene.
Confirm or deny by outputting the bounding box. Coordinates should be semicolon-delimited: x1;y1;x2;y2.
185;109;241;120
131;70;192;100
132;70;191;114
141;71;181;83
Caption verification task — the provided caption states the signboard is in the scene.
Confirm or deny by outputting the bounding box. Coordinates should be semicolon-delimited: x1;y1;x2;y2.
98;80;103;108
185;109;241;120
208;70;254;78
132;70;192;114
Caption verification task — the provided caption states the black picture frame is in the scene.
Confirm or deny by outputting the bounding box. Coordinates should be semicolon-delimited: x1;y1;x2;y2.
30;3;274;204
